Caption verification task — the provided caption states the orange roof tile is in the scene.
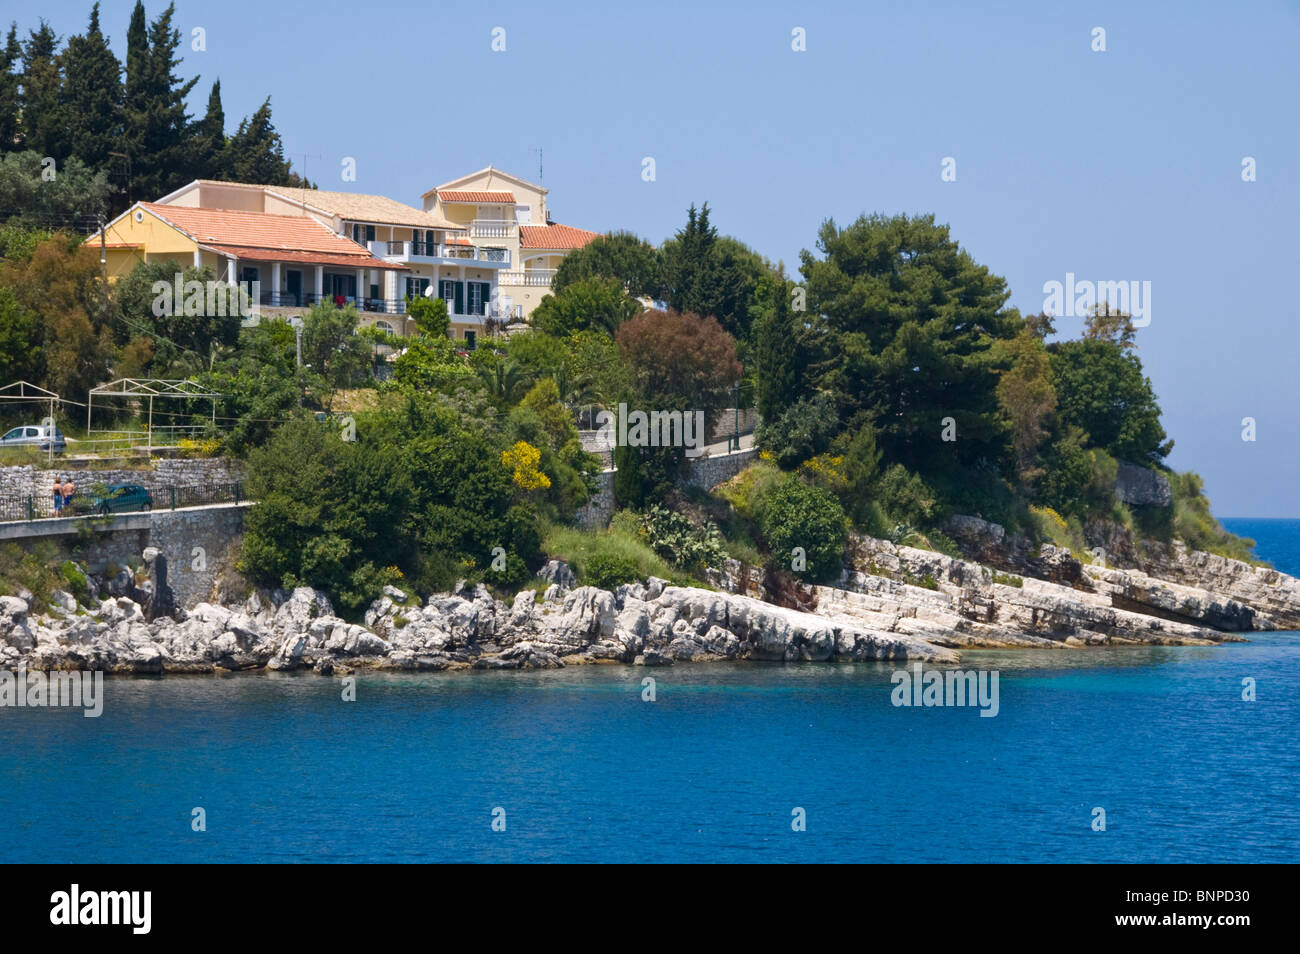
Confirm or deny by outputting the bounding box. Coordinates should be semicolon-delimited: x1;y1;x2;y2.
139;202;401;269
519;223;602;249
437;190;515;204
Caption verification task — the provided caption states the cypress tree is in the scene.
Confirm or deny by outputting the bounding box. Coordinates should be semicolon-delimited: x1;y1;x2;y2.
0;25;20;150
60;3;123;172
123;2;197;200
754;276;804;424
189;79;227;180
19;21;63;159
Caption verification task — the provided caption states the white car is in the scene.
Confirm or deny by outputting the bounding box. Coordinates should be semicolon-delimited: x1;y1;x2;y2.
0;424;67;452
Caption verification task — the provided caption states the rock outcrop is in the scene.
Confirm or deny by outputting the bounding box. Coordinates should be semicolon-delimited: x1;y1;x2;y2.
0;567;955;674
5;524;1299;674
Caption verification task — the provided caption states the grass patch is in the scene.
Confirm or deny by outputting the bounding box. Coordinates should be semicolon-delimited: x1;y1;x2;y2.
541;520;695;588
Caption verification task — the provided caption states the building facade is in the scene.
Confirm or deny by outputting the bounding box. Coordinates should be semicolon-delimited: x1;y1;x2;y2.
423;167;600;320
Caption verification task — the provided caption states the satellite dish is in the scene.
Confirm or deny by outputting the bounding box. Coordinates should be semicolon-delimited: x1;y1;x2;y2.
424;286;435;297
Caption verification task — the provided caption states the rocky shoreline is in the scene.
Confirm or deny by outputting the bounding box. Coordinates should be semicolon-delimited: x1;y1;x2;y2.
3;519;1299;674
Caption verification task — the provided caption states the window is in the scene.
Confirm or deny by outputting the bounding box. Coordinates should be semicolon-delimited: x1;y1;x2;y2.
375;321;394;333
406;277;431;300
515;205;532;225
468;282;484;315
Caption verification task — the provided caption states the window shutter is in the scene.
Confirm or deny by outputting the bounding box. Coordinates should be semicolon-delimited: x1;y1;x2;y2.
454;281;464;315
478;282;491;315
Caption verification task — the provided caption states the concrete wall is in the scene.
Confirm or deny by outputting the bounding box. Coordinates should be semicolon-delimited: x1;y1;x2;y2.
0;504;250;609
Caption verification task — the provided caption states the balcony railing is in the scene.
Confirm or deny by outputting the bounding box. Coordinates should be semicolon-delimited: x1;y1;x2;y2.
500;268;557;287
261;291;409;315
372;240;510;266
470;219;516;239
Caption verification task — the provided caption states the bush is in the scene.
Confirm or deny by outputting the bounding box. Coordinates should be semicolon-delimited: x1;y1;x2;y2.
582;553;643;590
542;521;681;587
630;504;728;573
758;475;849;582
756;392;839;468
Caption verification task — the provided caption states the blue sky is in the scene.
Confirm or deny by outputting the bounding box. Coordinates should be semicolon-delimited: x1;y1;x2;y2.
33;0;1300;516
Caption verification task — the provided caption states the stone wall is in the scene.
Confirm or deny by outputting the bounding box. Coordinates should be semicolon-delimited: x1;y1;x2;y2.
682;448;758;490
575;447;759;528
1;504;250;609
0;457;247;506
575;471;615;528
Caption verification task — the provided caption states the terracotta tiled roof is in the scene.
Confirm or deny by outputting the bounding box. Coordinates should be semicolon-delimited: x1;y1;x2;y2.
519;223;602;249
140;203;401;268
199;245;407;270
437;190;516;204
261;185;461;230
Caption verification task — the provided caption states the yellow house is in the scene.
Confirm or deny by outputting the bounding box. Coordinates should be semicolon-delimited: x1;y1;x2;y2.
92;199;405;326
422;167;600;320
147;180;509;344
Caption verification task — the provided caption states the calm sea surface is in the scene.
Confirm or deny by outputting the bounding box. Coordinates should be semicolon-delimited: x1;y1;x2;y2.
2;521;1297;863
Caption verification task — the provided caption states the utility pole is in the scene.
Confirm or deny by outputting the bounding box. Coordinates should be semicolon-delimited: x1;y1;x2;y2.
108;151;131;206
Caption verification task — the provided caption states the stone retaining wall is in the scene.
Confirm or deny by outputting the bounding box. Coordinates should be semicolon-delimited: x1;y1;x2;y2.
0;458;246;503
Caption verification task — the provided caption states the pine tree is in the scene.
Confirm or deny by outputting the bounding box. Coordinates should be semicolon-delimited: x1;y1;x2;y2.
60;4;123;175
19;21;63;159
227;97;296;185
0;25;20;150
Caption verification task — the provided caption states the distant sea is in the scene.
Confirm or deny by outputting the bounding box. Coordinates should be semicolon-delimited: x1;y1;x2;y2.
2;522;1298;863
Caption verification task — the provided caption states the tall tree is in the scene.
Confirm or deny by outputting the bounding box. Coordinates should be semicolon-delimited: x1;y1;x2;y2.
753;273;805;423
0;25;20;150
993;327;1057;486
123;2;197;201
59;4;123;177
227;97;296;185
188;79;227;180
19;21;63;159
1048;339;1171;462
799;213;1021;479
660;204;768;339
551;230;662;299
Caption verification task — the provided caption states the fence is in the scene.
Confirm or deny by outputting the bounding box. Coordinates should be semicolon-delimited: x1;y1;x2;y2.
0;481;247;523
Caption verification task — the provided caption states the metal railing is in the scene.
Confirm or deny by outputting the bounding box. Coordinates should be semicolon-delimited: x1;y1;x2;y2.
0;481;249;524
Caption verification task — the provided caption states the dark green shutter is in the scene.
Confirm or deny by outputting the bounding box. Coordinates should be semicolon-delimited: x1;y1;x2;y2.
479;282;491;315
453;281;464;315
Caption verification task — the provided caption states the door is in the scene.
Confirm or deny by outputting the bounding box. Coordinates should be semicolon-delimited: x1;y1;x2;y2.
286;270;302;305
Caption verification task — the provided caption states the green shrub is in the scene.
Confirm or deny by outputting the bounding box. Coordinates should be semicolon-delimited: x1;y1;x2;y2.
59;560;88;600
582;553;643;590
758;475;849;583
756;392;840;468
636;504;728;573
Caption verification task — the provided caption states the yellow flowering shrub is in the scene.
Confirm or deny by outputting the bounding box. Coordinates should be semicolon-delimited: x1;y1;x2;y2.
501;441;551;492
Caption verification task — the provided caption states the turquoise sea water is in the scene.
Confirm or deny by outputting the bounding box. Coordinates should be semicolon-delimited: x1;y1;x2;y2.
1;522;1298;863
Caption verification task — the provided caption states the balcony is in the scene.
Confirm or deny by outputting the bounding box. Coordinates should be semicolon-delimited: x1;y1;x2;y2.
370;240;510;268
470;219;516;239
500;268;557;288
259;290;409;315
